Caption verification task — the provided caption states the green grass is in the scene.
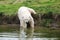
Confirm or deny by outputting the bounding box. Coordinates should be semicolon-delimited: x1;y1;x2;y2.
0;0;60;15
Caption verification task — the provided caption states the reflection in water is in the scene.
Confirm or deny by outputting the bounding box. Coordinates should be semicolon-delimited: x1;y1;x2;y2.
26;28;34;40
0;32;19;40
33;38;58;40
19;28;34;40
0;32;59;40
0;25;60;40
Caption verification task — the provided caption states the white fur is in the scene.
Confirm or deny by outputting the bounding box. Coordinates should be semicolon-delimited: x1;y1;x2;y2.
18;6;36;30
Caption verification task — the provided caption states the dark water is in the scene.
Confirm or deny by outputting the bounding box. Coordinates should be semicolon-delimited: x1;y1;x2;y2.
0;25;60;40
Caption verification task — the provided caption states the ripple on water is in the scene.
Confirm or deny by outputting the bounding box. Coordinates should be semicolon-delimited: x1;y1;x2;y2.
0;32;59;40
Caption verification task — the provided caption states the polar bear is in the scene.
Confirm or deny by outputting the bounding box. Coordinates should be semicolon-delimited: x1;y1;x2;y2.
18;6;36;31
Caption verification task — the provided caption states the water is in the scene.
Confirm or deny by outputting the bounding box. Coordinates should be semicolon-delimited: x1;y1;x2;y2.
0;32;58;40
0;25;60;40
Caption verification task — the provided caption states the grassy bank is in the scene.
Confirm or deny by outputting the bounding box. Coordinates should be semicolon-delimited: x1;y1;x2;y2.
0;0;60;15
0;0;60;28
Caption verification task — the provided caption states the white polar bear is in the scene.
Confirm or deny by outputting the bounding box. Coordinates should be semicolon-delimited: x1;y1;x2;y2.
18;6;36;31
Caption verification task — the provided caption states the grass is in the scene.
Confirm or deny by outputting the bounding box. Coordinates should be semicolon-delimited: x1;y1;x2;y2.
0;0;60;15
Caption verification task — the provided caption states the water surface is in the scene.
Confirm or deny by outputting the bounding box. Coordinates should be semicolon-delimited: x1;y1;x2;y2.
0;25;60;40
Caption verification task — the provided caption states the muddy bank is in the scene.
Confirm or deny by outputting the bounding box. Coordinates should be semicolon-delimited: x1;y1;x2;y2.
0;13;20;24
0;12;60;28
